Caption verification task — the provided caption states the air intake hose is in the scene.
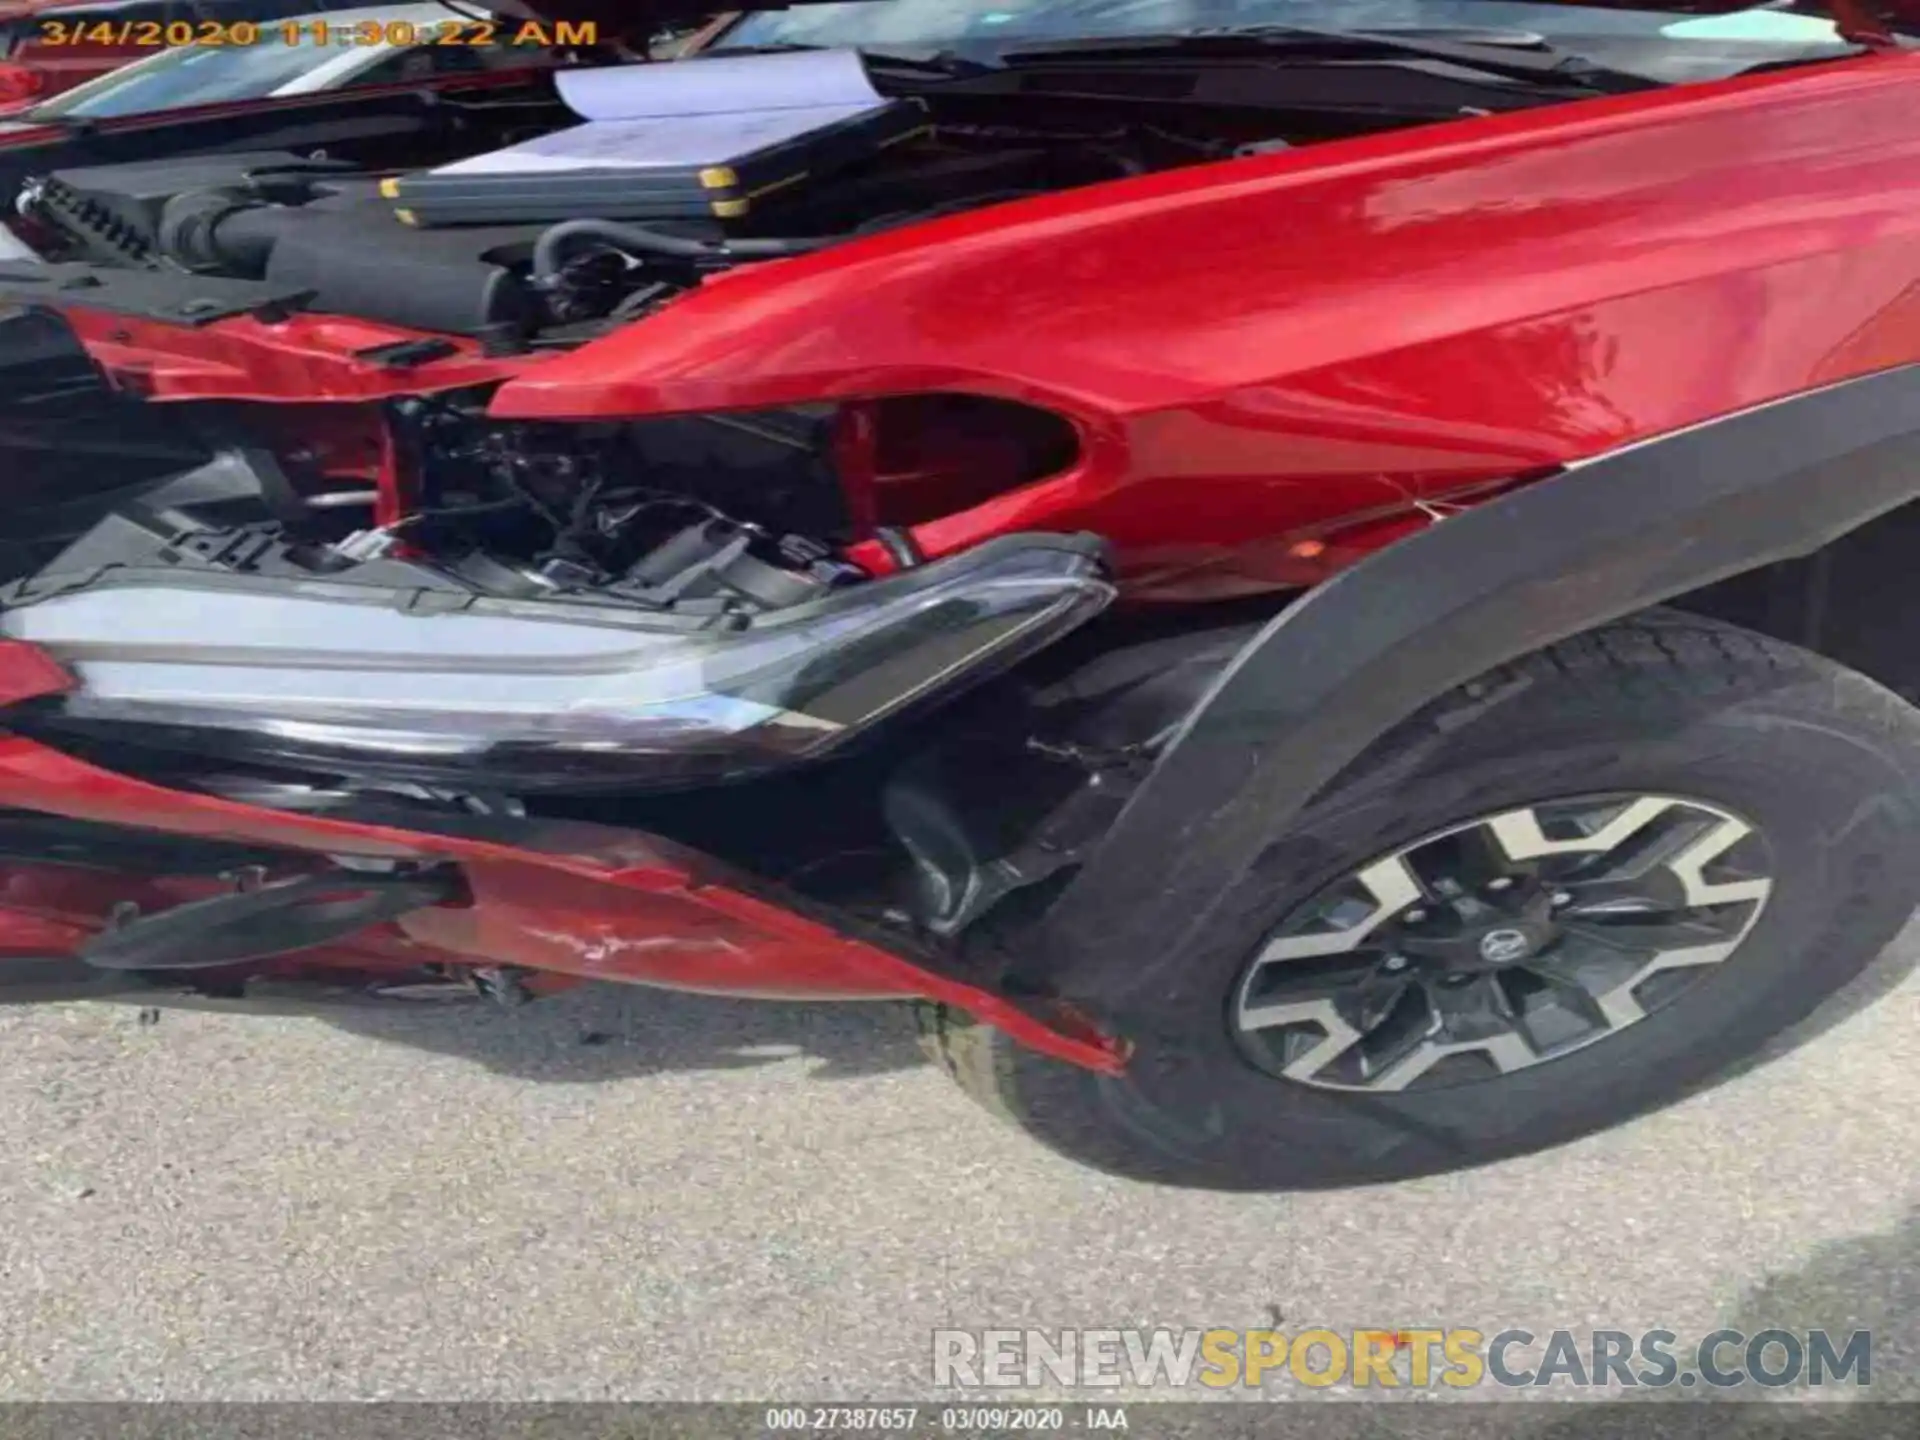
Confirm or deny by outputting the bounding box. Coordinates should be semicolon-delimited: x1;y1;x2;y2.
155;188;291;276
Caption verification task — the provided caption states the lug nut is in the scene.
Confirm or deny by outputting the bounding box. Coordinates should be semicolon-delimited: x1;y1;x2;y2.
1403;908;1427;924
1383;955;1409;972
1486;877;1515;891
1551;890;1574;907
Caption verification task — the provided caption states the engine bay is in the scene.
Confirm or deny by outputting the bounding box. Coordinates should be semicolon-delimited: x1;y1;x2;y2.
0;69;1428;344
0;44;1668;801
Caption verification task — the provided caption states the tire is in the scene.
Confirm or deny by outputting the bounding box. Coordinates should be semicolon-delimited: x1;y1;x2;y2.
922;612;1920;1190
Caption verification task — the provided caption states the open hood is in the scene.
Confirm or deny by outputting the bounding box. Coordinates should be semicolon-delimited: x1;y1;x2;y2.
491;0;1910;29
487;0;847;31
2;0;1899;39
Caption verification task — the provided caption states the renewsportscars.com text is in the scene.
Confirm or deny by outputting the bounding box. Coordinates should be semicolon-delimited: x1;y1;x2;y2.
931;1327;1871;1391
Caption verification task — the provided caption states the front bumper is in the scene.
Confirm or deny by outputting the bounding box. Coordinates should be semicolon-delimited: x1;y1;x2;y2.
0;648;1124;1071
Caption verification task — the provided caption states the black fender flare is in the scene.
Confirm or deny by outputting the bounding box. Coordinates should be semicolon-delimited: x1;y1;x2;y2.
1024;362;1920;1012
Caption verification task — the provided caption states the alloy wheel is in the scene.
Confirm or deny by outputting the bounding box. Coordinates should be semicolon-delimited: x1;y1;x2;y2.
1231;794;1774;1092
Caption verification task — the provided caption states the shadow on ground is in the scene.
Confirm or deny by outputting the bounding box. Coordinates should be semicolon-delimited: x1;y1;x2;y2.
305;981;931;1084
1725;1204;1920;1399
1425;1207;1920;1440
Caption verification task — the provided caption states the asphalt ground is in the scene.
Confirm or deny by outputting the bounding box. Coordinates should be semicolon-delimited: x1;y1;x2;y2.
2;919;1917;1409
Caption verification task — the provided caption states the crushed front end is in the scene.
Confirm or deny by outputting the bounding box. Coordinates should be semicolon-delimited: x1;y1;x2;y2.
0;304;1147;1066
0;26;1876;1069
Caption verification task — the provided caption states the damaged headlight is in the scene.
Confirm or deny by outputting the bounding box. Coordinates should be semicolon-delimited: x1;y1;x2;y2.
0;532;1114;792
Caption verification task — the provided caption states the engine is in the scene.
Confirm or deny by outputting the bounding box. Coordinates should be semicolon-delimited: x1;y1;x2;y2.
22;152;625;339
9;113;1267;342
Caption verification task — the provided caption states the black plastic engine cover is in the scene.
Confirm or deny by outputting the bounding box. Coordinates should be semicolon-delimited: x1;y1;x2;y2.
32;152;545;337
260;207;542;338
39;151;326;253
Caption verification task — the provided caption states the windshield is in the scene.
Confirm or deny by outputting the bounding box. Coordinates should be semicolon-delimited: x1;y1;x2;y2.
27;34;337;117
21;3;464;119
716;1;1852;82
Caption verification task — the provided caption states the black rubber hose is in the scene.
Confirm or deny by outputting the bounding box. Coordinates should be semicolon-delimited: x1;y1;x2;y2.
201;205;290;276
155;188;282;275
530;218;837;282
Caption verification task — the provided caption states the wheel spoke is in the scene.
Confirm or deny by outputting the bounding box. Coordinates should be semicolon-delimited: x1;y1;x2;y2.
1236;993;1367;1081
1351;973;1417;1033
1249;854;1423;965
1519;935;1647;997
1365;976;1539;1090
1486;797;1674;862
1559;912;1744;955
1664;815;1771;907
1589;937;1744;1029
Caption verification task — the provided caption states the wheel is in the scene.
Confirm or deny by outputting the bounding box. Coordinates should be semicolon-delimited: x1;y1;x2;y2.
923;613;1920;1189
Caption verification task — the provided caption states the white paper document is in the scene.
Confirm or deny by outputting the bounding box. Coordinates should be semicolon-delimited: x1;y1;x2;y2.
555;49;884;120
430;50;888;178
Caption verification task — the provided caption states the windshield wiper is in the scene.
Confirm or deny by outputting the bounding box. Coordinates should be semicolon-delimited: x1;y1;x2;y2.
698;42;998;81
1001;25;1660;96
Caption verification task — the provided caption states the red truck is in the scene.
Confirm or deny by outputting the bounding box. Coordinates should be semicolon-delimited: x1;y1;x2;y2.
0;0;1913;1189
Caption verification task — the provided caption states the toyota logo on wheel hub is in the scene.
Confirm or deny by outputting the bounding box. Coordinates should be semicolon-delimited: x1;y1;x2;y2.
1478;928;1533;965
